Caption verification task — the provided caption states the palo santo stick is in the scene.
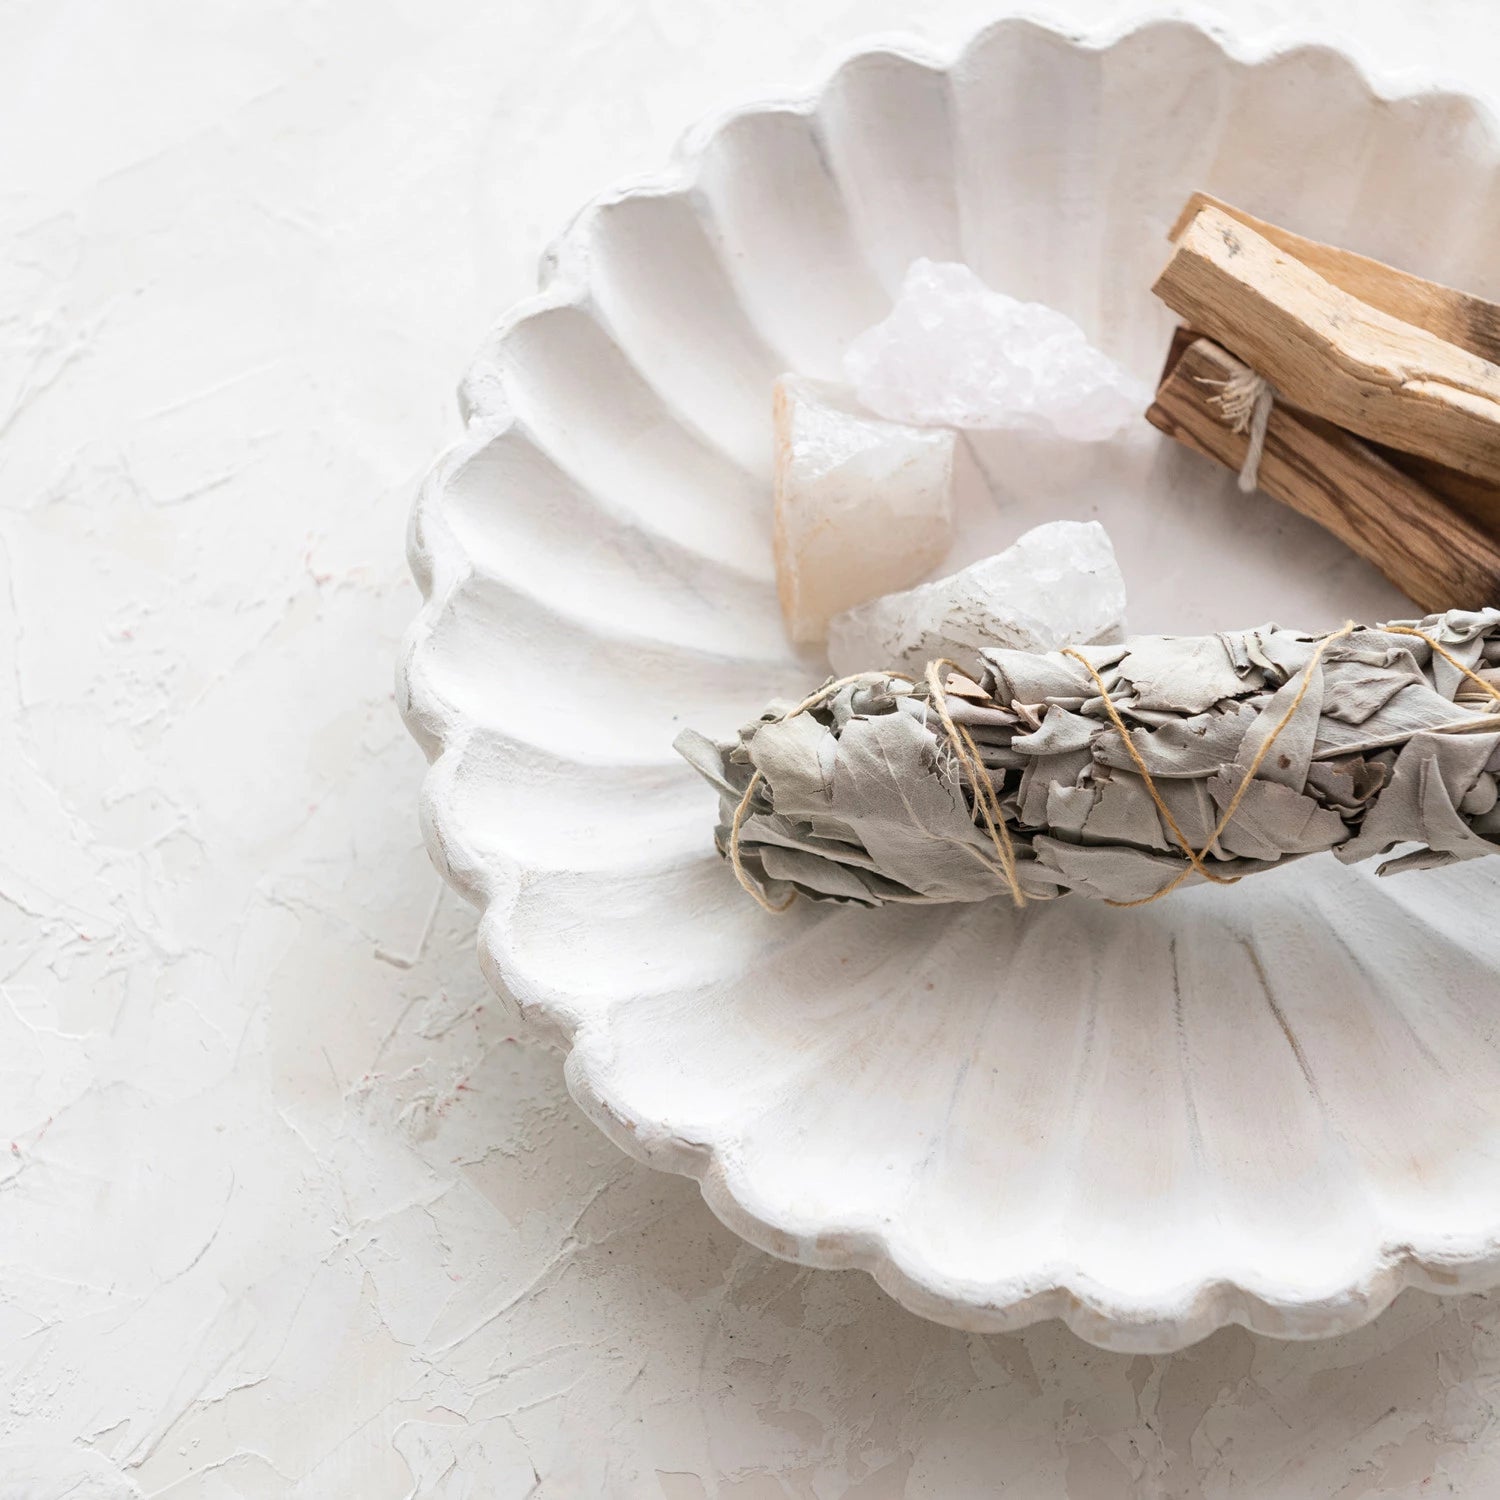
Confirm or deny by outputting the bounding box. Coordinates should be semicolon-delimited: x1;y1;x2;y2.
1164;196;1500;526
1371;443;1500;537
1165;197;1500;526
1169;193;1500;364
1153;205;1500;484
1146;333;1500;612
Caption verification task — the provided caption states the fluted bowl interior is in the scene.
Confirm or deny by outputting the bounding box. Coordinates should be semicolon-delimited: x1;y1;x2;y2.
400;16;1500;1351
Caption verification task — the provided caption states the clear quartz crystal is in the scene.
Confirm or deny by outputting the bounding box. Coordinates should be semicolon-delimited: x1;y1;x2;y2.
773;374;955;644
844;259;1145;440
826;520;1127;678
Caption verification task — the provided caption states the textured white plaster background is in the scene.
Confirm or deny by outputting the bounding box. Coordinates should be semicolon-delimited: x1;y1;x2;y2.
7;1;1500;1495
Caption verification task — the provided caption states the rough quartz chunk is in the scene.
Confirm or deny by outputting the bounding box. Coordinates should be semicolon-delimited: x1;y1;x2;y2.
773;373;955;644
844;259;1145;441
826;520;1127;677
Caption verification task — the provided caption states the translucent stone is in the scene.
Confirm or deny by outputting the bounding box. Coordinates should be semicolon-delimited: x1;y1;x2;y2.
826;520;1127;677
844;259;1146;441
773;374;955;644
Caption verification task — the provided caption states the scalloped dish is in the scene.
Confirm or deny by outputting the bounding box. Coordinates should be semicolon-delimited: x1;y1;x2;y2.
399;16;1500;1351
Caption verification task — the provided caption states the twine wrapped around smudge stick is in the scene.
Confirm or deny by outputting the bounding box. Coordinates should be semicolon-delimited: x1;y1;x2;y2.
674;611;1500;909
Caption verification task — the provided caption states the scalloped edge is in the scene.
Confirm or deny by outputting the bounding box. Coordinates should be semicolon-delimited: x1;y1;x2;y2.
398;10;1500;1352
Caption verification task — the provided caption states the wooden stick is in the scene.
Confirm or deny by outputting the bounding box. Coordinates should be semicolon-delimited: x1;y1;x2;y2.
1168;193;1500;365
1163;197;1500;535
1371;443;1500;537
1146;334;1500;613
1153;206;1500;484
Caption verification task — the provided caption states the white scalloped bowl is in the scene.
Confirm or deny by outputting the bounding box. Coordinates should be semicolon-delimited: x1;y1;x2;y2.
400;16;1500;1351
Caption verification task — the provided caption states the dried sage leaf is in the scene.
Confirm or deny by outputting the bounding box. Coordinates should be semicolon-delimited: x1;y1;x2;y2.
680;610;1500;907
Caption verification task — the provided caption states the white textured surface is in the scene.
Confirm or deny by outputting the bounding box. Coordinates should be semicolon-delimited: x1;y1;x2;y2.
11;1;1500;1495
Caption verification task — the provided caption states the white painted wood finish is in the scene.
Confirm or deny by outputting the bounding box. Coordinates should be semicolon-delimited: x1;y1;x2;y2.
401;17;1500;1352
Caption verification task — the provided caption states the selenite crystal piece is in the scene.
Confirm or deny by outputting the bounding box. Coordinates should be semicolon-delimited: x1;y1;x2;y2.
773;374;955;644
826;520;1127;678
844;259;1145;440
677;610;1500;908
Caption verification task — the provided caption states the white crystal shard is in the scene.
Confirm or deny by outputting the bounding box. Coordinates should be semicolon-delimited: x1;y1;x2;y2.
773;373;955;644
844;259;1146;441
826;520;1127;677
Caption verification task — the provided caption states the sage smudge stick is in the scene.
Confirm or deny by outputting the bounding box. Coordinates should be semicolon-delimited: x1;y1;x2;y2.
676;611;1500;909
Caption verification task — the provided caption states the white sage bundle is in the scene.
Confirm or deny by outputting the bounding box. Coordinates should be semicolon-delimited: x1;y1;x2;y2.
676;610;1500;909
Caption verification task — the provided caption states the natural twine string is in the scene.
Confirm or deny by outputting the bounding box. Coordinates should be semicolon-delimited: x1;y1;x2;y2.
1063;624;1355;906
923;657;1027;908
1387;625;1500;707
1201;366;1276;492
727;625;1500;915
726;663;1027;912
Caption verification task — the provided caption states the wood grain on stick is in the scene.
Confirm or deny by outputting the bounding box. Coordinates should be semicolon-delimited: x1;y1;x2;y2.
1154;206;1500;484
1372;443;1500;537
1168;193;1500;364
1146;334;1500;613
